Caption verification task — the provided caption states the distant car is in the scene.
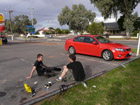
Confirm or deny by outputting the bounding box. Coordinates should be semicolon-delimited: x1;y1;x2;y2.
65;35;132;61
0;35;8;44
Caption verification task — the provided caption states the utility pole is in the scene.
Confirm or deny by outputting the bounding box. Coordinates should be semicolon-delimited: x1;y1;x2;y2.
9;10;13;34
28;8;34;26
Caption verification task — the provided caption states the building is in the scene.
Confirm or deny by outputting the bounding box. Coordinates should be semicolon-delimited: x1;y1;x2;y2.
104;22;124;35
38;27;50;35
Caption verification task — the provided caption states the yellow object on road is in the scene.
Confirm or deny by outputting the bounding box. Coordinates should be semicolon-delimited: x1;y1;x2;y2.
24;83;32;93
0;38;2;45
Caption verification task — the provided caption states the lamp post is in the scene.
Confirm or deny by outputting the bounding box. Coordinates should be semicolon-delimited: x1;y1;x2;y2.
28;8;34;26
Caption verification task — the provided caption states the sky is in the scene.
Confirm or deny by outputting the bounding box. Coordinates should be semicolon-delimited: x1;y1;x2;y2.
0;0;140;30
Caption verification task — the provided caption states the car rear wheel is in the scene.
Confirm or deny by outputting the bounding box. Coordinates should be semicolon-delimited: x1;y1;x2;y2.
102;50;113;61
69;46;75;54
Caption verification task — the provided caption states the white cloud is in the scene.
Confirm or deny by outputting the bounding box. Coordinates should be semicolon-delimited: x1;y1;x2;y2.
95;16;117;23
95;13;120;23
1;0;18;3
134;3;140;16
0;0;140;29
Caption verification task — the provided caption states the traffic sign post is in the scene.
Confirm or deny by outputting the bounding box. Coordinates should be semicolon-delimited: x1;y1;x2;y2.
136;32;140;56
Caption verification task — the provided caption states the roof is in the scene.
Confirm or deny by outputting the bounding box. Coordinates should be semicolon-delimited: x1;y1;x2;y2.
104;22;119;30
104;22;118;27
39;27;50;31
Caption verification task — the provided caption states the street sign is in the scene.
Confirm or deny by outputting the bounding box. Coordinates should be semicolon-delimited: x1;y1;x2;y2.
0;13;5;32
26;25;35;34
0;13;4;22
26;25;34;28
0;25;5;32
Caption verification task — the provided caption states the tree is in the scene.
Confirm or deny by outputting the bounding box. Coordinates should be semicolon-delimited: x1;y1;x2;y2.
117;15;125;31
5;15;37;34
43;31;49;35
118;13;138;31
87;22;104;35
55;28;62;34
48;27;54;30
134;17;140;30
48;27;55;34
5;19;11;33
35;31;39;35
62;29;70;34
90;0;140;39
58;4;96;34
118;13;140;32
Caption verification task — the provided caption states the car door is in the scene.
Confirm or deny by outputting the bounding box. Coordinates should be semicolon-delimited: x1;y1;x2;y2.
73;36;85;53
83;36;100;56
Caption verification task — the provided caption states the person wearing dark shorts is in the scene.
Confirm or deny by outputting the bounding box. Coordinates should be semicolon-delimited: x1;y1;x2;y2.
26;54;61;79
56;54;87;88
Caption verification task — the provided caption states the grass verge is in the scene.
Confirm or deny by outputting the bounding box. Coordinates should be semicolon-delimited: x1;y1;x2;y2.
39;58;140;105
132;48;138;53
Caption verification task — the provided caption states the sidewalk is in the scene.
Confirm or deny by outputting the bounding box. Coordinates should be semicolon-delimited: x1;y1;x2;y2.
21;56;139;105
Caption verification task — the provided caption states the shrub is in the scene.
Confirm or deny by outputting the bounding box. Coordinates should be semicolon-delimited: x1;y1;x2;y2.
133;30;139;36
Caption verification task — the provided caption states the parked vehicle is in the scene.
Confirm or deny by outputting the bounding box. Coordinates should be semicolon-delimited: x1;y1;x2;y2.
0;35;8;44
65;35;132;61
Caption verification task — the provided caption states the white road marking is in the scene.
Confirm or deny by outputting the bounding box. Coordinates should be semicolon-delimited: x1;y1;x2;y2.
77;56;118;65
60;53;69;56
20;58;34;65
47;39;62;41
1;80;7;84
60;53;118;66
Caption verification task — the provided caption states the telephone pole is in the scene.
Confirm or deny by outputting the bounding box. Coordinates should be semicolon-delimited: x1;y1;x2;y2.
28;8;34;26
9;10;13;34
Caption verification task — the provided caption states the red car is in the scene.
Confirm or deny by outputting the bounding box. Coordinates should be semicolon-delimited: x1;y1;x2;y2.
65;35;132;61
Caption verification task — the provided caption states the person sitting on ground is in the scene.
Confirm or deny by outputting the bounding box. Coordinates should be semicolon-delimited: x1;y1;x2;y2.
56;54;86;83
26;54;61;79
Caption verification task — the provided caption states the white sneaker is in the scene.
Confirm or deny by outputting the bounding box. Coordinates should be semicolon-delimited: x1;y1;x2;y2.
81;82;88;88
56;78;62;81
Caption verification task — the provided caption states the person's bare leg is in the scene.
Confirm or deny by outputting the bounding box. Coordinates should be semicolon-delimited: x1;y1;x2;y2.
57;66;68;81
60;67;68;78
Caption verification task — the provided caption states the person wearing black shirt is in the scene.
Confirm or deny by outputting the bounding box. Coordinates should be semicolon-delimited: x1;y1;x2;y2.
26;54;61;79
56;54;86;82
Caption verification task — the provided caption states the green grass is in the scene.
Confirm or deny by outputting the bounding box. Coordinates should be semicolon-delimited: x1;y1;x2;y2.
132;48;137;53
40;58;140;105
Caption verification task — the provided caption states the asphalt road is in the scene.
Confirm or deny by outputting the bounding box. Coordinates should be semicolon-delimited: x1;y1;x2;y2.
0;38;138;105
113;40;138;49
11;35;139;49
